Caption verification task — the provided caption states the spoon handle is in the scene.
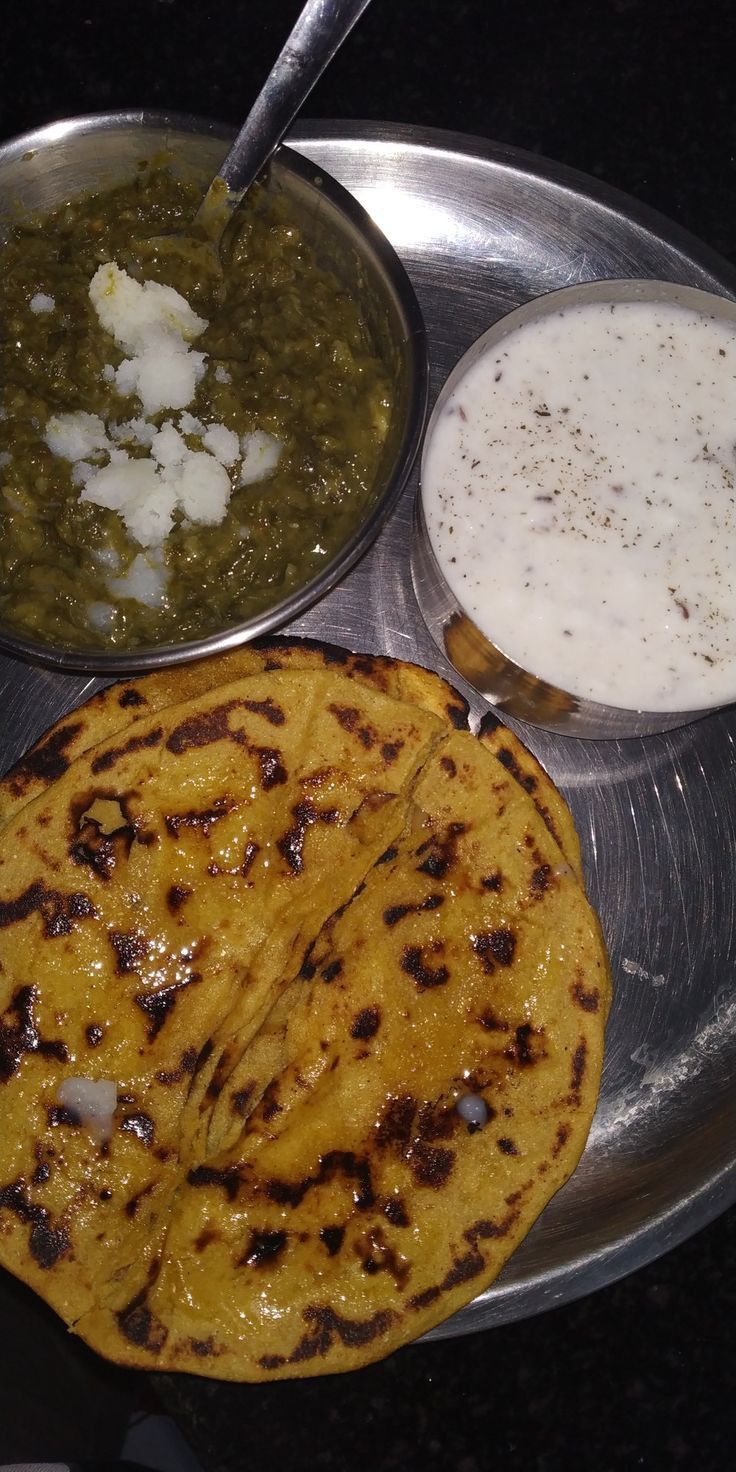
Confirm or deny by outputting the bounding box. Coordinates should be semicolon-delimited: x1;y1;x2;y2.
198;0;373;227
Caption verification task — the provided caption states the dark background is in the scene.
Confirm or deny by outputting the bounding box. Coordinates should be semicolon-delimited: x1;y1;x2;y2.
0;1;735;1468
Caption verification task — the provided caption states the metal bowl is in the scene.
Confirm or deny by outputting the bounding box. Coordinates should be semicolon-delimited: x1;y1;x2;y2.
412;277;736;740
0;111;428;672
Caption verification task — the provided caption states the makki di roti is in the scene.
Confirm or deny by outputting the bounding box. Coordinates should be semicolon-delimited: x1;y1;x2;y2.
0;643;610;1379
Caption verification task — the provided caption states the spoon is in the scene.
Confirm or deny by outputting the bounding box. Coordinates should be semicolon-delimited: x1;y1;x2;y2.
132;0;374;284
197;0;375;244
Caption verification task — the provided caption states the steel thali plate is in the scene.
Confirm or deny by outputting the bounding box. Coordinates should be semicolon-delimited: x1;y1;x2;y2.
1;122;734;1337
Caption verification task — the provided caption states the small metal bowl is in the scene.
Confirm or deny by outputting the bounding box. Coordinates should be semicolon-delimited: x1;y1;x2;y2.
412;277;736;740
0;111;428;673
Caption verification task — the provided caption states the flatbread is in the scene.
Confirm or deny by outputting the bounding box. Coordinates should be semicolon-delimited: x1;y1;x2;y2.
0;669;444;1315
0;639;469;829
0;652;609;1379
0;638;581;884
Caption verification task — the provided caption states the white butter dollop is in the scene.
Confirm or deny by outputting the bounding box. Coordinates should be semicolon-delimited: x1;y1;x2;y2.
30;292;55;315
202;422;240;467
45;411;109;463
56;1077;117;1143
89;261;207;354
89;262;208;418
107;551;168;608
38;264;285;587
80;459;176;546
240;430;282;486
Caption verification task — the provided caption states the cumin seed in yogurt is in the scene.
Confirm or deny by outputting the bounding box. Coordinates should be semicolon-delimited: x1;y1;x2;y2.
422;291;736;713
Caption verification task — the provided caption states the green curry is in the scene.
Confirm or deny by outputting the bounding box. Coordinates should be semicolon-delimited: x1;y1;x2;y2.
0;168;393;650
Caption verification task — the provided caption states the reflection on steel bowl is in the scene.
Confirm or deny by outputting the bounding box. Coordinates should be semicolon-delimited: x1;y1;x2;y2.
0;112;427;672
414;278;736;740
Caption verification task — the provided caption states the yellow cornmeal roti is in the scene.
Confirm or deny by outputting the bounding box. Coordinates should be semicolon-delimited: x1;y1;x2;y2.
0;650;609;1379
0;639;469;829
0;637;582;884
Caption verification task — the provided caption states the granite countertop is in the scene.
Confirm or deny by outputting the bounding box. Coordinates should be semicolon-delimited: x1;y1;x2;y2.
0;2;734;1468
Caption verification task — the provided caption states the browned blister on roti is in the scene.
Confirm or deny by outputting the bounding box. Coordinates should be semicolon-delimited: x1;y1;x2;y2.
0;652;610;1379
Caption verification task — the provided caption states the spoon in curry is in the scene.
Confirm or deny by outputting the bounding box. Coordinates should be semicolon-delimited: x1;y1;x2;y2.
132;0;374;283
199;0;374;241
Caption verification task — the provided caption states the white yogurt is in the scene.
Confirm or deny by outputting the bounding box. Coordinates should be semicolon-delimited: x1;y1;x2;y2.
422;298;736;711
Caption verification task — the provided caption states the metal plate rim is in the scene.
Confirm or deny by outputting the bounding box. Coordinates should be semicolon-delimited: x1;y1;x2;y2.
292;117;736;300
0;118;734;1343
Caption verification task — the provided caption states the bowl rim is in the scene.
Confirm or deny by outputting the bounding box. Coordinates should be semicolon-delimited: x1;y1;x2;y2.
0;109;429;673
417;276;736;738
